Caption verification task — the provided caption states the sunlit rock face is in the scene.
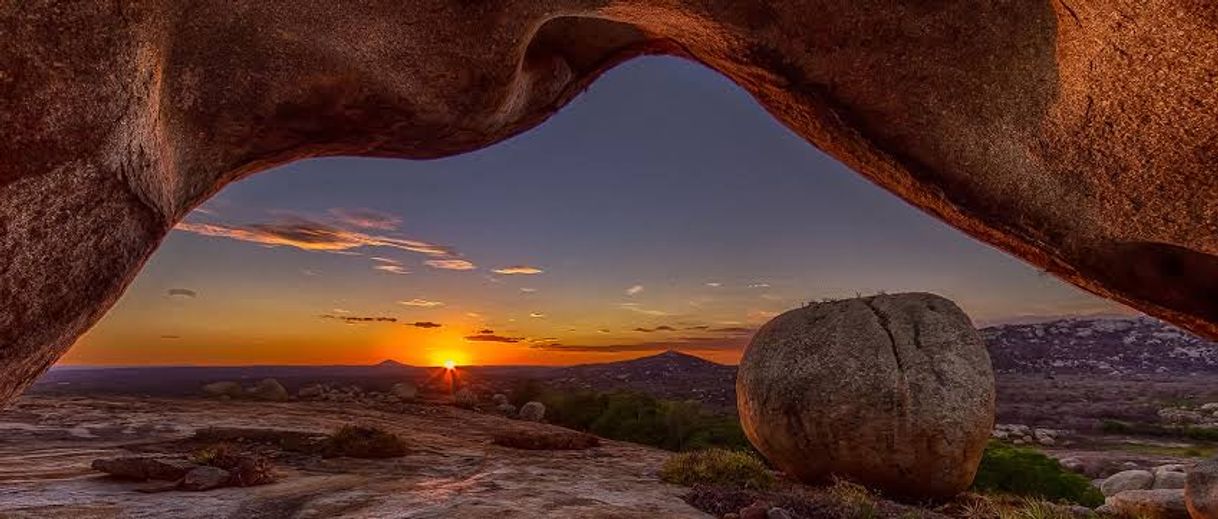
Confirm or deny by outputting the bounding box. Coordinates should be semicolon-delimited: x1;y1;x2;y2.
1;1;1216;404
736;293;995;499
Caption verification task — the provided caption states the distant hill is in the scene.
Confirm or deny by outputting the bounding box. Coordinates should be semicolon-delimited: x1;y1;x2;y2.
543;350;738;410
982;316;1218;375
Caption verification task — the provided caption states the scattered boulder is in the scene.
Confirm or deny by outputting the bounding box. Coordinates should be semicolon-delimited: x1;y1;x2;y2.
180;466;230;491
1187;458;1218;519
248;378;289;401
519;401;546;422
91;456;195;481
1059;457;1085;474
766;507;792;519
1103;470;1156;496
391;383;419;401
297;384;324;398
739;503;768;519
201;381;244;399
496;403;517;416
736;293;995;499
1105;489;1190;519
454;388;478;409
492;393;509;406
1155;471;1188;490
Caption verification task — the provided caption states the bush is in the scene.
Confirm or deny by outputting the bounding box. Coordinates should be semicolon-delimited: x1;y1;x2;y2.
490;428;600;450
971;442;1103;507
660;448;774;490
320;425;409;458
190;443;276;486
538;388;752;452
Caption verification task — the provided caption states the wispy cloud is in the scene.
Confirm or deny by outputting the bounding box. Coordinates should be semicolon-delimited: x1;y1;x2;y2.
626;285;645;296
322;314;398;324
478;329;495;334
706;282;722;288
493;265;544;275
749;283;771;289
425;259;476;271
167;288;197;298
530;312;546;318
174;218;453;257
619;303;670;316
374;265;410;275
328;208;402;230
400;298;444;307
633;325;676;333
531;334;748;353
160;334;182;340
465;334;523;343
410;321;442;328
520;288;538;293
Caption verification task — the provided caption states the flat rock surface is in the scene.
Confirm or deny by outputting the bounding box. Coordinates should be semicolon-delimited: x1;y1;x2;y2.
0;395;707;519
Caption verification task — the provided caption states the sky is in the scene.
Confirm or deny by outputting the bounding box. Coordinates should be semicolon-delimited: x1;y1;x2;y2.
61;57;1132;368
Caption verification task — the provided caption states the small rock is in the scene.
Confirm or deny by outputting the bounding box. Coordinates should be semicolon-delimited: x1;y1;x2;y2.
739;503;768;519
391;383;418;401
1059;457;1085;473
496;403;517;416
766;507;792;519
1154;471;1187;490
202;381;243;399
492;393;509;406
247;378;289;401
519;401;545;422
181;466;231;491
91;456;195;481
1103;470;1155;496
1187;457;1218;519
1105;489;1189;519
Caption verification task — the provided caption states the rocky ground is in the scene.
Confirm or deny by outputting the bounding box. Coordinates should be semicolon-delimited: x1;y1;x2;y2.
0;395;706;519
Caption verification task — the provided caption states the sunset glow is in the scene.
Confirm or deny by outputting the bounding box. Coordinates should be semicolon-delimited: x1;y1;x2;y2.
443;360;456;370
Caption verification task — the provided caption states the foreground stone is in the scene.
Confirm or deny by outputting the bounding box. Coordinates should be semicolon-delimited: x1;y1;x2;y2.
180;466;230;491
1106;489;1190;519
1103;470;1156;496
2;1;1217;406
519;401;546;422
737;293;995;499
91;456;195;482
1188;458;1218;519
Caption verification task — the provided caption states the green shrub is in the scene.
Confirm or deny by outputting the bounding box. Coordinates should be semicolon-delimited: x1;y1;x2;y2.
1100;420;1132;434
537;388;752;452
320;425;409;458
971;442;1103;507
660;448;774;489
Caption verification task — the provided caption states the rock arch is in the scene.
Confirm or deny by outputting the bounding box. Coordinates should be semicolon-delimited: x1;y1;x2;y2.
1;1;1216;404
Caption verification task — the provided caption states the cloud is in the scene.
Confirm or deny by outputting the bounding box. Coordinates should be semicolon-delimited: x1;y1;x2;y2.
710;326;754;334
478;329;495;334
174;218;454;256
633;325;676;333
465;334;523;343
626;285;644;296
685;325;709;330
332;308;351;314
370;257;400;264
374;265;410;275
167;288;197;298
519;288;538;293
530;334;749;353
598;329;611;334
706;282;722;288
425;259;477;271
328;208;402;230
748;283;771;288
529;312;545;318
322;315;398;324
160;334;182;340
400;298;444;307
492;265;544;275
619;303;670;316
410;321;442;328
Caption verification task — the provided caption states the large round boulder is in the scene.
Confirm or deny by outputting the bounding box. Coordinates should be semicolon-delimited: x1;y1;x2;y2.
1188;458;1218;519
737;293;995;499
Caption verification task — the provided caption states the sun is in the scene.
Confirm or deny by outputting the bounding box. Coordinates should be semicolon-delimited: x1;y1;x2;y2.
443;359;456;370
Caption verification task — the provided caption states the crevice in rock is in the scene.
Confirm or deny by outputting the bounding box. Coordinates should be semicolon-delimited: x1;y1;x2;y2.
863;297;903;373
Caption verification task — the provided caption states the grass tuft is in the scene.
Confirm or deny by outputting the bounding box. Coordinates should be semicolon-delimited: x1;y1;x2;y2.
660;448;774;490
320;425;409;458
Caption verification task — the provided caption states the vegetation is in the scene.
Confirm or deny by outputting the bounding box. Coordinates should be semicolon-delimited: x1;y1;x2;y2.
659;449;774;490
491;428;600;450
1100;419;1218;442
190;443;277;486
536;388;750;452
320;424;409;458
971;442;1103;507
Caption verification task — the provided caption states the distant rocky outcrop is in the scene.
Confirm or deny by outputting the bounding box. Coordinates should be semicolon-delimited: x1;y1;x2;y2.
201;381;244;399
737;293;995;499
248;379;289;401
983;317;1218;375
